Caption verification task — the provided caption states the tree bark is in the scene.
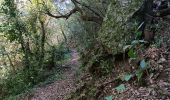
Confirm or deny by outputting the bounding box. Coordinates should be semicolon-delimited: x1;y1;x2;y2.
39;20;46;67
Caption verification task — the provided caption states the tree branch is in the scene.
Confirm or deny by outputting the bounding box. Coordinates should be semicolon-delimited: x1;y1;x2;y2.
73;0;103;18
45;7;79;19
44;0;103;24
81;15;103;24
156;7;170;17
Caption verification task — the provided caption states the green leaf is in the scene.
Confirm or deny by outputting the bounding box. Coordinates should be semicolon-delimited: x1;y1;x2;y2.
123;45;132;52
115;84;126;92
140;59;147;69
136;70;143;81
139;40;148;43
131;40;139;45
135;31;142;38
131;40;148;46
124;74;132;81
128;49;136;59
105;96;113;100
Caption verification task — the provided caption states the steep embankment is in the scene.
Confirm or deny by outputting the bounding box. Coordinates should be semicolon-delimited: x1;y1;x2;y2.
69;35;170;99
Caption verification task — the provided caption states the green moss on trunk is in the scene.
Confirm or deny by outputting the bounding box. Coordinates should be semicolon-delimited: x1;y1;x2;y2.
98;0;142;55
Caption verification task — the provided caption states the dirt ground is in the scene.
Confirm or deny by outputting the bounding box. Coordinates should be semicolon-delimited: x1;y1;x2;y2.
21;37;170;100
22;49;80;100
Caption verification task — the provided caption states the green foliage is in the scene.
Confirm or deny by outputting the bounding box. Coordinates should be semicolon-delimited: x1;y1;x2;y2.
128;49;137;59
115;84;126;92
131;40;148;45
55;44;71;60
123;29;150;83
100;59;113;75
0;0;73;99
0;20;27;42
105;95;113;100
1;0;16;17
135;59;148;82
123;74;132;82
98;0;142;55
4;68;45;96
0;0;27;42
135;69;143;82
44;43;71;70
80;0;143;78
135;31;142;39
126;41;148;82
0;83;7;100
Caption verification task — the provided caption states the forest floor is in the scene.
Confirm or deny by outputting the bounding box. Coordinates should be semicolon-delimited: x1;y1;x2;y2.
108;38;170;99
69;35;170;99
21;49;81;100
20;36;170;100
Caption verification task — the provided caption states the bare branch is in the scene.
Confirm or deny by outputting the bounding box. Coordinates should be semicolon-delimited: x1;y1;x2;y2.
45;7;79;19
73;0;102;18
81;15;103;24
44;0;103;24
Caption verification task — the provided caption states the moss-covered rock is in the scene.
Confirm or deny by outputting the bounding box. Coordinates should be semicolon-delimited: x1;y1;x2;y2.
98;0;142;55
82;0;146;77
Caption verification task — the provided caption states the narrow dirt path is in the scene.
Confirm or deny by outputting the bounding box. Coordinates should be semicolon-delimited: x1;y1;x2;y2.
24;49;80;100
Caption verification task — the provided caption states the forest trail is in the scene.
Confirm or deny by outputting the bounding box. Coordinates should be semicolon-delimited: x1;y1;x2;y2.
23;49;80;100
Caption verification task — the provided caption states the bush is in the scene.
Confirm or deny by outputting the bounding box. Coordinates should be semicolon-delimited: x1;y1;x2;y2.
3;67;45;97
1;43;72;99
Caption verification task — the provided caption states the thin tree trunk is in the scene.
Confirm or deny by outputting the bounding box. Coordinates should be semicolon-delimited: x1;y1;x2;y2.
61;27;67;44
2;47;15;73
39;20;46;68
60;26;70;51
19;32;30;69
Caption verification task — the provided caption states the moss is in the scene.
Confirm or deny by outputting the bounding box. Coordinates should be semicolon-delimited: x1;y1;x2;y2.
98;0;142;55
83;0;144;77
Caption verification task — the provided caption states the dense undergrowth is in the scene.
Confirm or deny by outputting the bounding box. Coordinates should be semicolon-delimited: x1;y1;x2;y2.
1;0;170;99
69;34;170;100
67;0;170;99
0;43;71;99
0;0;72;99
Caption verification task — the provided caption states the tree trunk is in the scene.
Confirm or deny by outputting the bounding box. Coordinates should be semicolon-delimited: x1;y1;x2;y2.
39;20;46;68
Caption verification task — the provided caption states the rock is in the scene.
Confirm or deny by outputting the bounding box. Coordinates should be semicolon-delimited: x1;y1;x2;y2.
158;58;166;64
